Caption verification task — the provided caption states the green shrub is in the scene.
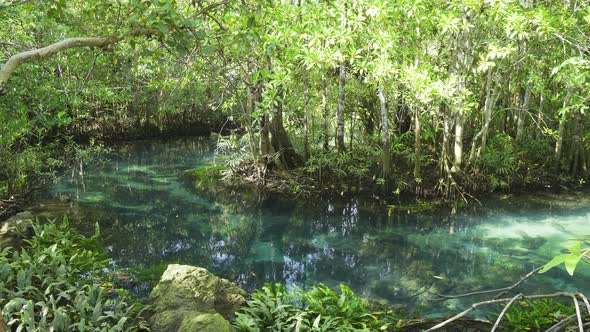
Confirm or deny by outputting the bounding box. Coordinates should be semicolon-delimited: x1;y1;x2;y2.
0;219;147;331
481;133;517;190
304;146;380;186
233;283;393;332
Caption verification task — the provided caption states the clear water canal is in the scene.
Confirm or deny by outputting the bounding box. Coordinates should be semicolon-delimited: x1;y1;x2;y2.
34;137;590;316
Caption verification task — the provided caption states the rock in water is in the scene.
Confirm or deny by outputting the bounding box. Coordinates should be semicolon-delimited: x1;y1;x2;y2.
0;211;34;248
148;264;247;332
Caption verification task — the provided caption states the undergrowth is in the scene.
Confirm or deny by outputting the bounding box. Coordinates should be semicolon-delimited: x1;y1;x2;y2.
0;219;147;331
233;283;396;332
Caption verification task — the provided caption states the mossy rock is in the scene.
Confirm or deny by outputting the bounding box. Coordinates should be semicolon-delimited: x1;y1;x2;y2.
0;211;34;248
147;264;246;332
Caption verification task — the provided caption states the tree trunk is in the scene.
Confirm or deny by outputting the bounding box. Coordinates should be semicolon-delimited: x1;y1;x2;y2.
536;92;545;141
336;60;346;153
516;86;531;140
414;104;421;181
468;68;501;163
570;111;582;176
554;90;571;168
322;71;329;151
260;114;271;161
270;91;302;169
451;25;471;173
335;1;347;153
378;82;391;181
303;68;310;161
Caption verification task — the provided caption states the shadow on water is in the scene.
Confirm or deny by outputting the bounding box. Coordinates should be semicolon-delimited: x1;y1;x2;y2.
34;137;590;315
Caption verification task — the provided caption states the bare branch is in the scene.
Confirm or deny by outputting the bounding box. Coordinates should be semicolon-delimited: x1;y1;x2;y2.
0;36;117;94
426;292;581;331
437;266;542;300
490;293;523;332
571;294;583;332
578;293;590;317
546;314;578;332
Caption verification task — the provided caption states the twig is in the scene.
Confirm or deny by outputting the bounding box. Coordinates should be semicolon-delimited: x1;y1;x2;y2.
490;293;523;332
426;292;579;331
437;266;542;300
571;294;583;332
545;314;577;332
577;293;590;317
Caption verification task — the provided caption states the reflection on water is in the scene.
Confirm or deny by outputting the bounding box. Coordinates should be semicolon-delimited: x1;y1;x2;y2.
41;138;590;315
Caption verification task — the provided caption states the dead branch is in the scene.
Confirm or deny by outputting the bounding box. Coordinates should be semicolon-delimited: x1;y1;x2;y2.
437;266;542;300
490;293;523;332
578;293;590;317
545;314;577;332
426;292;583;331
571;294;583;332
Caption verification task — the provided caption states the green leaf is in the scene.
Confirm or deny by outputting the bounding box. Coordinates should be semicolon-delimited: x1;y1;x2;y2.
564;253;583;275
539;254;567;274
156;23;169;33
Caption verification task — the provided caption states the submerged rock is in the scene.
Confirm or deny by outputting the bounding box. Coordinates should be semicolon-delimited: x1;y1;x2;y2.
147;264;247;332
0;211;34;248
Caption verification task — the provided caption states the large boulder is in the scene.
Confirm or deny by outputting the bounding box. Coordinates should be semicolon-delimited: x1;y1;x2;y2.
148;264;247;332
0;211;34;248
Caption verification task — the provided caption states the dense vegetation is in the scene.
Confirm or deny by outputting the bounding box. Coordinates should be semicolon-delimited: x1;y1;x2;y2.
0;220;146;331
1;0;590;331
1;0;589;203
233;283;394;331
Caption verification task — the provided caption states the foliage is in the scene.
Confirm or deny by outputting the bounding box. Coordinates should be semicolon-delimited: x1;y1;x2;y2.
0;219;147;331
480;133;517;191
304;146;381;188
2;0;590;200
233;283;393;332
500;299;575;331
540;239;590;276
188;165;224;192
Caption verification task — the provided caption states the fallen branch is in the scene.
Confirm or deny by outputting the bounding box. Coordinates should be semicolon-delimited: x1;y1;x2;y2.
490;293;523;332
578;293;590;317
426;292;585;331
545;314;577;332
571;294;583;332
437;266;542;300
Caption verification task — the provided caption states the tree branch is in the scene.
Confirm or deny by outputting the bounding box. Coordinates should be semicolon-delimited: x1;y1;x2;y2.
425;292;582;331
0;36;118;95
436;266;542;300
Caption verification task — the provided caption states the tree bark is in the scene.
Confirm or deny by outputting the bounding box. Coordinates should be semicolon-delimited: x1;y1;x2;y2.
468;68;501;163
303;68;310;160
336;60;346;153
516;86;531;140
322;71;329;151
414;104;421;181
378;81;391;181
570;111;582;176
270;90;302;169
335;1;347;153
555;90;571;167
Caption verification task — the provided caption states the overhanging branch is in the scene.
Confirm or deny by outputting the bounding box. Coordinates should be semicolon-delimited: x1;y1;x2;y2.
0;36;118;95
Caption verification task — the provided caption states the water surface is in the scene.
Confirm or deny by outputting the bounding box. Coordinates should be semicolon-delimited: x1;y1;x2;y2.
39;138;590;315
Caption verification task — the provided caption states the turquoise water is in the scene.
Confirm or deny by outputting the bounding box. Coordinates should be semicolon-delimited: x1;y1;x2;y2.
42;138;590;315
